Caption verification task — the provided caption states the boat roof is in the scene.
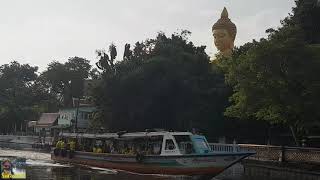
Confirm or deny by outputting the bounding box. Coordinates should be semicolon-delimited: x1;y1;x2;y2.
59;131;193;139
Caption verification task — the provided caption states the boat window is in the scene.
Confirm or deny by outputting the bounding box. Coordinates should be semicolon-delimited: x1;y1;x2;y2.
102;135;163;155
173;135;194;154
81;138;94;152
194;138;210;150
165;139;175;150
147;136;163;155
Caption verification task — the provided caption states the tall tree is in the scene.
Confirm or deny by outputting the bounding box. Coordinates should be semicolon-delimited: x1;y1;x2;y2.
218;1;320;145
96;43;117;75
291;0;320;43
41;57;91;107
123;43;133;61
0;61;55;133
93;31;229;137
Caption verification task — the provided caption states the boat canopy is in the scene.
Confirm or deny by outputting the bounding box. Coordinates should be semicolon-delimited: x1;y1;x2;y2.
58;131;213;156
59;131;193;140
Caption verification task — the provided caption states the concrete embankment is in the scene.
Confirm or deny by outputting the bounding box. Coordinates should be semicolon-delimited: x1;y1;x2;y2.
0;135;52;150
240;144;320;180
243;160;320;180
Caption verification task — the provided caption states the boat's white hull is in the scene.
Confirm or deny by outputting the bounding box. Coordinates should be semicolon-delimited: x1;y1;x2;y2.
52;150;253;177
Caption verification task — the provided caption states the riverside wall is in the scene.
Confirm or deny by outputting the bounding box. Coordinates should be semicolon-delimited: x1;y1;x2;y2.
0;135;52;149
239;144;320;180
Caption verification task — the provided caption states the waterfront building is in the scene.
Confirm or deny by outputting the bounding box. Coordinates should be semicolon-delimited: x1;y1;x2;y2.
34;113;60;137
57;105;97;132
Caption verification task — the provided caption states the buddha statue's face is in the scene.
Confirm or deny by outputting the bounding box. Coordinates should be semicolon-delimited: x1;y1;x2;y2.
213;29;233;53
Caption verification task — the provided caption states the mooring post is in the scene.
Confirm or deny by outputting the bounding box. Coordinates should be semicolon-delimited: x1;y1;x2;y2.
233;139;237;152
279;145;285;162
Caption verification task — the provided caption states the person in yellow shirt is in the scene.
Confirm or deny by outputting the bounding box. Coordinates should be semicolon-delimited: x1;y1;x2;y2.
127;147;135;155
60;139;65;150
54;139;63;156
69;139;76;151
55;140;62;149
96;147;102;153
66;138;76;158
60;139;67;157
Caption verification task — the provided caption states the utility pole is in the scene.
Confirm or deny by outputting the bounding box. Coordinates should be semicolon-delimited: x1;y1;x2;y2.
74;97;80;133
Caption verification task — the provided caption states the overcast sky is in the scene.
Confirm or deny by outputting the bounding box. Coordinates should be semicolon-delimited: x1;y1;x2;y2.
0;0;295;71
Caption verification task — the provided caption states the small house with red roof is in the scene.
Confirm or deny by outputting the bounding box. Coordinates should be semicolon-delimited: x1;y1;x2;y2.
34;113;59;136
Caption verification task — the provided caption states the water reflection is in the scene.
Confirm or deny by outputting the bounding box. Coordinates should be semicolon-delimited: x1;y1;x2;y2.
1;148;313;180
26;165;192;180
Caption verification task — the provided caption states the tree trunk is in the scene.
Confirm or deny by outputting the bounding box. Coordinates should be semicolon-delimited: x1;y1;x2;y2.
290;126;299;146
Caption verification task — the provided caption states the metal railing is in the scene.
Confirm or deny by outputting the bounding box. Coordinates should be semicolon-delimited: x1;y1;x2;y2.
209;143;320;164
209;143;244;153
238;144;320;164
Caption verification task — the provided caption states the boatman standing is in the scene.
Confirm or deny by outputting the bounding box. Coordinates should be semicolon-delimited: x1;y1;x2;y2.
55;139;62;150
69;139;76;151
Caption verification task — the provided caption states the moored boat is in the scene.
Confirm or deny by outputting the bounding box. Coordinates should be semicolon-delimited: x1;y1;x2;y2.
51;131;255;178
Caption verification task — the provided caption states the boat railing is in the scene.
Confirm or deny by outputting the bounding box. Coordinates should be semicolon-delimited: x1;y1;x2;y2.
209;143;243;153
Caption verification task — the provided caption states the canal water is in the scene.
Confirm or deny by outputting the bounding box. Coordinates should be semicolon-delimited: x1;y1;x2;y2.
0;148;297;180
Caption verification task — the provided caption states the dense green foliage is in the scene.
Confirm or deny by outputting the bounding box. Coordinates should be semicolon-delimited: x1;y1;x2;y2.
0;62;57;133
286;0;320;44
93;31;229;136
217;0;320;145
41;57;92;107
0;57;92;133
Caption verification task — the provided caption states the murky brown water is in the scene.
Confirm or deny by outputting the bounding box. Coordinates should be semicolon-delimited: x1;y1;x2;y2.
0;148;295;180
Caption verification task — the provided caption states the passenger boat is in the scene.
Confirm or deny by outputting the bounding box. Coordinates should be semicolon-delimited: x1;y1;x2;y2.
51;131;255;178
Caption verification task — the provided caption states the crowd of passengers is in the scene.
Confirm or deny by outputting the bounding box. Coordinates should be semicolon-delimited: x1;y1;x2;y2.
55;137;163;155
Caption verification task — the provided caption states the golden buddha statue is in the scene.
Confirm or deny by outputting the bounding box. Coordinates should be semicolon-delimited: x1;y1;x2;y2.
212;7;237;58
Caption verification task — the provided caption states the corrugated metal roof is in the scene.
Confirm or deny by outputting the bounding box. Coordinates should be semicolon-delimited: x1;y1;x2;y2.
37;113;59;125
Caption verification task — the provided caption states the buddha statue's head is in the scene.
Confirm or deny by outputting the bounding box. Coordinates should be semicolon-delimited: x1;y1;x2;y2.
212;7;237;57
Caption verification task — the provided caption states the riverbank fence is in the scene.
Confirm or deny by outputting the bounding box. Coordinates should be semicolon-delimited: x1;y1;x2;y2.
209;143;320;164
